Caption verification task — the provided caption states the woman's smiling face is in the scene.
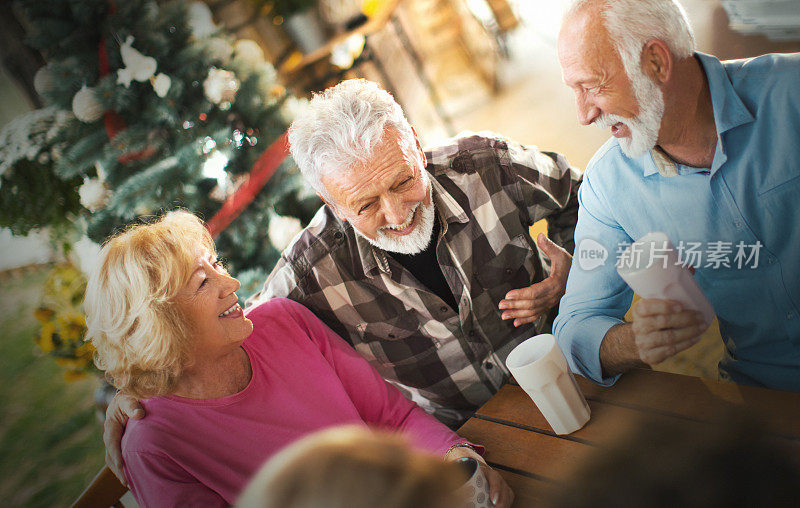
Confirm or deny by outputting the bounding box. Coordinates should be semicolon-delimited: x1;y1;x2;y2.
175;247;254;360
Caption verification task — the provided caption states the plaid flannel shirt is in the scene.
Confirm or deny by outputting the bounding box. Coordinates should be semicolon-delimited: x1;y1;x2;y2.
246;134;581;427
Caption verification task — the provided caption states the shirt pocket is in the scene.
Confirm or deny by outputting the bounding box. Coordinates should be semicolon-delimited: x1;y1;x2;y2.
475;234;535;303
354;315;438;367
759;172;800;219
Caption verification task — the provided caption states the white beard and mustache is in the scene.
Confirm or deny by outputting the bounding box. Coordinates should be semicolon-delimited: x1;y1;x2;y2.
353;199;436;255
352;174;436;255
594;64;666;159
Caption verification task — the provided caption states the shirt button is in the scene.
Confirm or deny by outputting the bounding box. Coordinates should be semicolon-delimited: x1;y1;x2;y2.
333;231;343;240
768;257;776;264
734;221;743;229
485;362;494;370
468;330;475;338
788;312;796;320
440;306;448;313
435;341;442;349
504;268;513;277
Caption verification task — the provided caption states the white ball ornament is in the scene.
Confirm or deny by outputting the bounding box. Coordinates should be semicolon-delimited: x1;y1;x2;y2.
203;67;239;105
78;176;110;212
72;85;104;123
205;37;234;63
268;214;303;252
152;73;172;97
188;1;217;39
233;39;265;69
279;96;309;124
34;65;56;95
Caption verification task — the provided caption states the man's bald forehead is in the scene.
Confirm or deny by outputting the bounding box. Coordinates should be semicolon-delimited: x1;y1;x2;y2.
565;0;608;19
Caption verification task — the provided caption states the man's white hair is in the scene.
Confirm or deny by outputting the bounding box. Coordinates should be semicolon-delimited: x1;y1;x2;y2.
567;0;696;77
288;79;415;201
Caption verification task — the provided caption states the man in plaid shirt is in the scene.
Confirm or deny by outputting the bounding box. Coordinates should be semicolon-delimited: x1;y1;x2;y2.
101;80;580;479
248;80;581;427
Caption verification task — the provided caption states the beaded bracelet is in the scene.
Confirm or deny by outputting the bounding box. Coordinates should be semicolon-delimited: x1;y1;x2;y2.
445;442;479;458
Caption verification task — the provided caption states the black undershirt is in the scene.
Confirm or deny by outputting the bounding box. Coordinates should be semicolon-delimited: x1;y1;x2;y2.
387;217;459;311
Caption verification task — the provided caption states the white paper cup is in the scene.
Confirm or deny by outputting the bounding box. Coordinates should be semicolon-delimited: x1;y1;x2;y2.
616;232;715;326
506;334;591;435
454;457;492;508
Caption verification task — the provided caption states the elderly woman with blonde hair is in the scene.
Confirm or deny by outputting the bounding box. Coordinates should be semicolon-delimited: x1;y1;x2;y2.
85;211;510;507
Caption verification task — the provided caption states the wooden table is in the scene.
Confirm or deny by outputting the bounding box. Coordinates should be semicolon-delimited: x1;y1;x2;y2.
457;368;800;506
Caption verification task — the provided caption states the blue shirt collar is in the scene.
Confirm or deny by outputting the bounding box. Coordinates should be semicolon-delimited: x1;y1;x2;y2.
642;52;755;177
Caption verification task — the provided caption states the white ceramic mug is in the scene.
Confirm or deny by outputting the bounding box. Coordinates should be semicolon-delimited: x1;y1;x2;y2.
454;457;492;508
616;232;715;326
505;334;591;435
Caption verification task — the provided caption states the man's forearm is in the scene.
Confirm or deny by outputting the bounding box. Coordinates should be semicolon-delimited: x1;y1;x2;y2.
599;323;647;377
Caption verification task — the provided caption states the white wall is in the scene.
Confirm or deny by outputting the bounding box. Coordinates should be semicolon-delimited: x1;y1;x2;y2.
0;228;54;270
0;63;55;270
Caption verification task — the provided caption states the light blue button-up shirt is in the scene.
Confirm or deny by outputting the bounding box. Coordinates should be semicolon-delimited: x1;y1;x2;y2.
553;52;800;391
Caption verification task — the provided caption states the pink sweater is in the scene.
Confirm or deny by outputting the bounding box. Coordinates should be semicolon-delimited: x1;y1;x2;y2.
122;298;474;507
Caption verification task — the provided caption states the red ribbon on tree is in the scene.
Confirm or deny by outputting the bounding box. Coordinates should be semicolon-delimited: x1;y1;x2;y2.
205;132;290;238
98;2;127;141
98;43;125;140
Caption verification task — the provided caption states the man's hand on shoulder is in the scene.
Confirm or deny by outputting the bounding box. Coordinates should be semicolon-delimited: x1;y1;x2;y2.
499;233;571;327
104;391;145;485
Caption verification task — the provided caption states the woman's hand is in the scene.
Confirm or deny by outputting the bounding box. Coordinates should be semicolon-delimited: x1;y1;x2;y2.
445;445;515;507
103;391;146;485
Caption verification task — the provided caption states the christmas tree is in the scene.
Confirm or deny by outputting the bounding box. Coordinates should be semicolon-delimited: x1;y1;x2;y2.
1;0;321;299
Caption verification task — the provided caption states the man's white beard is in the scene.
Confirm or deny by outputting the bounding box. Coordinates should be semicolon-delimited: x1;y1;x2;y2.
354;198;436;255
595;65;665;158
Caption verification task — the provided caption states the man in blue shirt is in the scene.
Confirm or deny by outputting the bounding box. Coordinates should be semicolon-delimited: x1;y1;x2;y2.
550;0;800;390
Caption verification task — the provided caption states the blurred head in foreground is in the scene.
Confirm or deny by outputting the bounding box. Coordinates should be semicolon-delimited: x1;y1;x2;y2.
546;411;800;507
236;426;467;508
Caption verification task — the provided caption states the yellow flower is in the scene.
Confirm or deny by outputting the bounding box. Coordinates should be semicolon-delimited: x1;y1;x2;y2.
56;313;86;343
75;341;96;361
55;357;89;370
34;307;55;323
37;322;57;353
63;370;87;382
43;264;86;305
36;264;94;377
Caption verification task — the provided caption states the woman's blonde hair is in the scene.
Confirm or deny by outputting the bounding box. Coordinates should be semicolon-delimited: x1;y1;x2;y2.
236;426;466;508
84;210;216;399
